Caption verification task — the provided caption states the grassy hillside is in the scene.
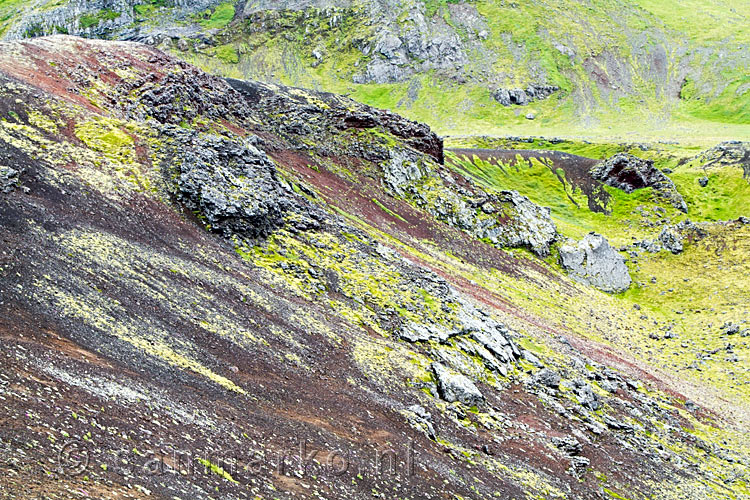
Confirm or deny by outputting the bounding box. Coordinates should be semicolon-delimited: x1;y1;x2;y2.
2;0;749;141
174;0;750;141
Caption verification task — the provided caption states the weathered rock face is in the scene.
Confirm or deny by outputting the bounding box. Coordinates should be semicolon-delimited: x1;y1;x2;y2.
590;153;688;213
383;149;558;256
2;0;223;41
401;300;522;379
493;85;560;106
431;362;484;406
560;233;632;293
477;190;558;257
533;368;561;389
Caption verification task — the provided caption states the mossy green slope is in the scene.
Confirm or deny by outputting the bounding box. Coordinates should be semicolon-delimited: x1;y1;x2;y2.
2;0;749;141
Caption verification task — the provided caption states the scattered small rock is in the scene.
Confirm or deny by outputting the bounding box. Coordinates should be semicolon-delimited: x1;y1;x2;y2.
0;165;19;194
551;435;582;455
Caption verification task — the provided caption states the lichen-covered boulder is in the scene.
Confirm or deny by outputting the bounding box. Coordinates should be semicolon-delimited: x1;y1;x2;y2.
658;226;683;254
431;362;483;406
478;190;558;257
560;233;631;293
174;133;294;239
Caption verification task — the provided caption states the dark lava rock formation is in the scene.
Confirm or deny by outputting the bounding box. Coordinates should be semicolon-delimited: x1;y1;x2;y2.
591;153;688;212
492;84;560;106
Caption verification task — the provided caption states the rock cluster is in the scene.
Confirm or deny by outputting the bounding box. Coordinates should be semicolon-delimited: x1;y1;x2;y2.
590;153;688;213
225;78;443;163
0;165;19;194
401;301;522;380
560;233;631;293
404;404;436;439
633;220;707;255
492;85;559;106
476;191;557;257
384;152;558;256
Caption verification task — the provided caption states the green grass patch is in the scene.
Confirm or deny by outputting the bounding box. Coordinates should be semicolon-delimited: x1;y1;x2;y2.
199;2;235;29
79;8;119;29
213;44;238;64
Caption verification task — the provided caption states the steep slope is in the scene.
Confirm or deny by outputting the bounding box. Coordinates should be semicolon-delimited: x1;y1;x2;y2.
1;0;749;140
1;35;749;500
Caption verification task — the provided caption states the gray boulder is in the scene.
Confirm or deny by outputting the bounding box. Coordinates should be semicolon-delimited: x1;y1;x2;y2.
477;190;557;257
533;368;561;389
590;153;688;213
405;405;436;439
571;379;601;411
560;233;631;293
431;363;483;406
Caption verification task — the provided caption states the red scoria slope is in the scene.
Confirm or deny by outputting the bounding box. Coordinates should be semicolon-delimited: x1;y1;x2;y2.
0;36;747;500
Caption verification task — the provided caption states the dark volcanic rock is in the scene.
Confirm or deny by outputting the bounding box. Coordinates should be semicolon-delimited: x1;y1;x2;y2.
551;435;582;455
533;368;561;389
493;85;559;106
697;141;750;179
590;153;688;212
174;132;300;239
225;78;444;164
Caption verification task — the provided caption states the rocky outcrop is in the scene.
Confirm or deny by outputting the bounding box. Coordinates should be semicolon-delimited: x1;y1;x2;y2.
493;85;559;106
401;300;521;378
431;362;484;406
2;0;222;41
590;153;688;213
476;191;557;256
225;78;444;164
632;220;707;255
533;368;561;389
696;141;750;179
560;233;631;293
173;133;294;239
167;126;324;241
658;226;683;254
